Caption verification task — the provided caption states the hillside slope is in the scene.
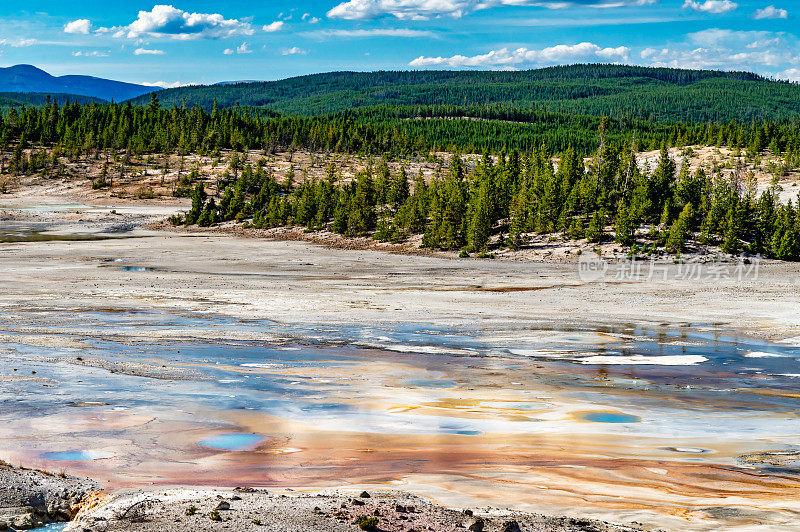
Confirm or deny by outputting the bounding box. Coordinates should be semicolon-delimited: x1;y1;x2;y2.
0;92;106;108
129;65;800;122
0;64;154;102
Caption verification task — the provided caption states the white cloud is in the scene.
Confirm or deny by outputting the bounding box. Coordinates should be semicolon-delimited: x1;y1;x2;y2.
640;29;799;71
125;5;254;40
328;0;655;20
314;28;434;38
688;28;775;47
140;80;187;88
0;38;38;47
282;46;307;55
682;0;737;14
409;42;629;68
263;21;284;32
223;48;234;54
754;5;788;19
134;47;166;55
72;50;110;57
236;42;252;54
775;68;800;82
64;19;91;34
302;13;322;23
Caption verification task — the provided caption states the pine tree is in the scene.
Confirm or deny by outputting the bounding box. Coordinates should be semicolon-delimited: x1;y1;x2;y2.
586;210;605;243
185;182;207;225
666;203;694;252
469;182;492;252
615;202;636;246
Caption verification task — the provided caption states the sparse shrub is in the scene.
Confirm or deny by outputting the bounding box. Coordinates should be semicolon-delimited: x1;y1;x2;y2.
209;510;221;521
355;515;379;531
136;186;156;199
185;506;197;516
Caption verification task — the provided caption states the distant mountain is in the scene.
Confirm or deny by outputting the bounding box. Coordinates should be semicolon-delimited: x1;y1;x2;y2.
0;65;155;102
128;65;800;123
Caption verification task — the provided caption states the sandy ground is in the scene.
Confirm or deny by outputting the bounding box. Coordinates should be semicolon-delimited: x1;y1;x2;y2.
65;488;645;532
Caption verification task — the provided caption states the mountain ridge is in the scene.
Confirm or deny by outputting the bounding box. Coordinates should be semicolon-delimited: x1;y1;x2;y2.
0;64;155;102
126;65;800;123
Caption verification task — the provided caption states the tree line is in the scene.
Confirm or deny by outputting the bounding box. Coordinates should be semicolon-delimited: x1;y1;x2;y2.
175;133;800;261
4;96;800;164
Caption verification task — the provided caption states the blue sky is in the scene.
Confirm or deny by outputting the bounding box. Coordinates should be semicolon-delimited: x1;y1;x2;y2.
0;0;796;86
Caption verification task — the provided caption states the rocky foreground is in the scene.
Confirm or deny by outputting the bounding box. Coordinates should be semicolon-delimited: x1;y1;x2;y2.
0;461;98;530
65;488;649;532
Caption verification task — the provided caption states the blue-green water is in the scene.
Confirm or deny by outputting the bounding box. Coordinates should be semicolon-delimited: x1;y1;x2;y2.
198;433;266;451
581;412;641;423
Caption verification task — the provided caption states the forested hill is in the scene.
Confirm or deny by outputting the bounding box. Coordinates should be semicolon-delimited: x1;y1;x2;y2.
0;92;105;108
127;65;800;123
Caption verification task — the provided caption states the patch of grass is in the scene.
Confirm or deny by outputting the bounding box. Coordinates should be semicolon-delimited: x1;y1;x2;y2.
185;505;197;516
208;510;221;521
355;515;379;531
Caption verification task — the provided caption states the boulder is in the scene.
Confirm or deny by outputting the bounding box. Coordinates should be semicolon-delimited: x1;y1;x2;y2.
466;516;485;532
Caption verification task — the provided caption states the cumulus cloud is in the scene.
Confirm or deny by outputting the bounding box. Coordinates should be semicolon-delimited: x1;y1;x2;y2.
640;29;798;71
328;0;655;20
409;42;629;68
223;48;234;54
775;68;800;82
682;0;737;14
134;47;166;55
754;5;788;19
263;21;284;32
314;28;434;38
282;46;307;55
125;5;254;40
64;19;91;34
236;42;252;54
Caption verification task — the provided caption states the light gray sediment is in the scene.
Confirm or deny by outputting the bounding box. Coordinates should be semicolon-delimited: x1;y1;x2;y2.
0;461;98;530
66;488;648;532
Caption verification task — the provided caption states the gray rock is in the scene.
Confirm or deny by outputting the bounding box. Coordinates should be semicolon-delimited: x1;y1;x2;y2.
501;520;522;532
9;512;36;529
0;461;98;528
214;500;230;511
467;517;485;532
